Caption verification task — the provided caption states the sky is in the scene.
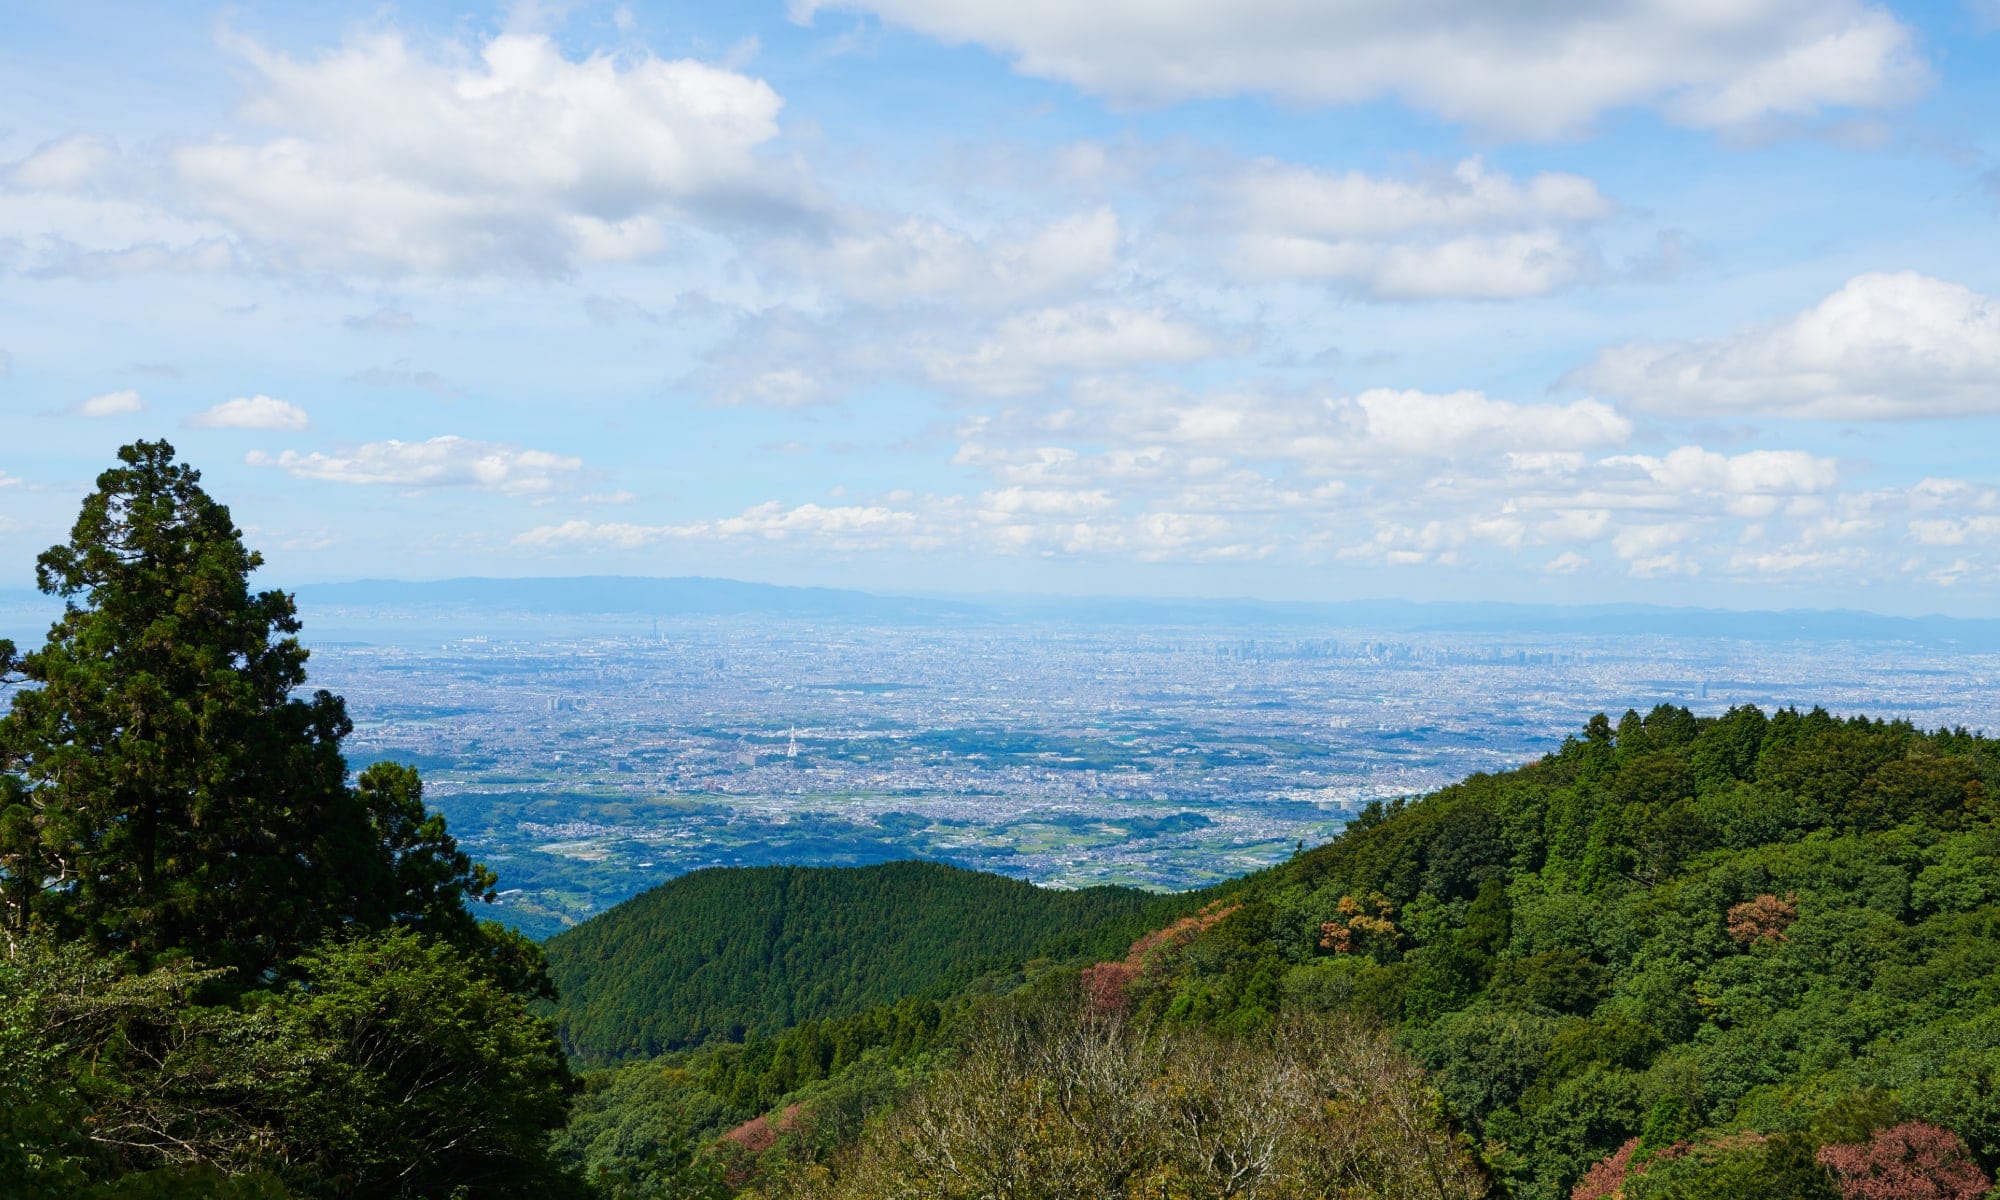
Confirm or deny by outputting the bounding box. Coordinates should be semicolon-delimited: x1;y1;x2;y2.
3;1;2000;613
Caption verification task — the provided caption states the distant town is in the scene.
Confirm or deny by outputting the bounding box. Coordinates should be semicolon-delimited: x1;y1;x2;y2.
253;595;2000;938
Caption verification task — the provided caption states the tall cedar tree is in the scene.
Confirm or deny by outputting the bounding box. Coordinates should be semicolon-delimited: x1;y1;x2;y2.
0;440;492;974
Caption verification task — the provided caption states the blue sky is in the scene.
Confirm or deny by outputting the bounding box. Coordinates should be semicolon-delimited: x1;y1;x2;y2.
4;0;2000;612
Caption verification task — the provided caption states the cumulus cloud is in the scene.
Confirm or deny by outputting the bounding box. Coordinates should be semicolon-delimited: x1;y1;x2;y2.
165;30;795;274
1604;447;1839;515
518;497;1273;561
509;420;2000;583
1574;272;2000;419
70;389;144;418
1353;390;1631;459
924;362;2000;582
189;395;310;431
1238;158;1612;238
925;306;1219;394
247;435;586;495
1229;158;1612;298
8;135;116;191
796;0;1927;137
958;386;1630;483
1906;515;2000;546
517;501;932;551
818;207;1119;307
1246;230;1597;301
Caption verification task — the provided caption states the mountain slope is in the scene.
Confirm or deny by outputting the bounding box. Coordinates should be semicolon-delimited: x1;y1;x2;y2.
1102;705;2000;1199
546;860;1180;1063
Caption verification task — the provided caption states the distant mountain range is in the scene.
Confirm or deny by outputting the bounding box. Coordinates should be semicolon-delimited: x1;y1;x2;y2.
294;575;973;622
4;575;1998;647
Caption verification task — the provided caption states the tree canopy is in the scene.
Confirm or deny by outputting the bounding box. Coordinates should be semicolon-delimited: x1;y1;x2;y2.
546;859;1184;1063
0;440;490;974
0;441;576;1198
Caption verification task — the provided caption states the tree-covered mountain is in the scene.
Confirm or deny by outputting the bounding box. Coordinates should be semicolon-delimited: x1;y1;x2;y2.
545;860;1183;1063
549;706;2000;1200
1079;704;2000;1199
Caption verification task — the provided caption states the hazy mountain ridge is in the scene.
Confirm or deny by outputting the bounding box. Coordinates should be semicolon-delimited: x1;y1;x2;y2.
15;575;1998;646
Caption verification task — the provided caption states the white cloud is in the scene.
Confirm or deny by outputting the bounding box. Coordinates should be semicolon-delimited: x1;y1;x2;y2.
518;501;932;551
1353;390;1631;458
168;31;793;274
926;306;1218;394
977;485;1115;516
1605;446;1839;496
1613;523;1689;559
1224;158;1612;298
1236;158;1612;239
9;135;115;191
71;389;144;418
796;0;1927;137
1907;515;2000;546
1036;385;1626;472
1537;509;1613;542
189;395;310;431
1575;272;2000;419
1240;230;1598;301
819;207;1119;306
247;435;586;495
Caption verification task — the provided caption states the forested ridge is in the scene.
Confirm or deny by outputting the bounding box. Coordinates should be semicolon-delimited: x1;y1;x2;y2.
546;859;1183;1062
554;706;2000;1200
1087;704;2000;1199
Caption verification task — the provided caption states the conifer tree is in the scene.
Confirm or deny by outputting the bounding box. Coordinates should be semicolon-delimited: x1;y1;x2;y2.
0;440;487;973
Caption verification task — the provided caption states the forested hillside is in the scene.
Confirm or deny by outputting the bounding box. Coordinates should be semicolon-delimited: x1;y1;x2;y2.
1088;705;2000;1199
552;706;2000;1200
546;860;1180;1062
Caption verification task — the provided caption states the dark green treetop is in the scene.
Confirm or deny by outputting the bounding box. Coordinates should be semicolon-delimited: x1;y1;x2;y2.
0;440;490;974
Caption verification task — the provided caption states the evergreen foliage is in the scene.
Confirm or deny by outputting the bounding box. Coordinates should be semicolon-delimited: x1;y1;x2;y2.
0;441;493;974
545;859;1178;1061
0;442;576;1197
1093;703;2000;1199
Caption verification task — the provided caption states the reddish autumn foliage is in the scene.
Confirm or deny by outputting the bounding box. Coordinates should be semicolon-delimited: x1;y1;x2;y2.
722;1103;804;1154
1727;892;1799;944
1081;960;1140;1015
1125;903;1239;965
1818;1121;1991;1200
1572;1136;1640;1200
1573;1130;1772;1199
1077;903;1239;1013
